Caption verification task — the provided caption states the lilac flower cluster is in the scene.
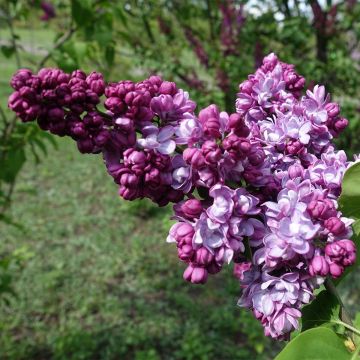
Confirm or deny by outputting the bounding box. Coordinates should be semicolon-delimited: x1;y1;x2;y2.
8;53;357;340
9;68;108;153
230;53;355;340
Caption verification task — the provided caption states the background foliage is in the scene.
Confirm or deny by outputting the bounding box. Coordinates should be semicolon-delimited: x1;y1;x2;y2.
0;0;359;359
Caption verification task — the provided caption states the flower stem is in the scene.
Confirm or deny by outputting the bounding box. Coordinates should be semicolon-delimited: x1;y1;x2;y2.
332;321;360;337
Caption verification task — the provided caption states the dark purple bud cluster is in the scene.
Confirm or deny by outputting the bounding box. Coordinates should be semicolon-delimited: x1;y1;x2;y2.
325;102;349;137
9;68;108;153
106;148;183;206
310;239;356;278
104;76;170;128
167;218;221;284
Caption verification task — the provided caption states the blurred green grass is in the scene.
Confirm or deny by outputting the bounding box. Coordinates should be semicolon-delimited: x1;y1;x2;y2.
0;138;279;359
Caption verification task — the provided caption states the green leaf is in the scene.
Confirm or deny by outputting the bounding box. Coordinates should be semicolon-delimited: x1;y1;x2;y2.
339;162;360;220
0;147;26;183
301;290;340;332
0;45;15;58
275;328;351;360
71;0;93;27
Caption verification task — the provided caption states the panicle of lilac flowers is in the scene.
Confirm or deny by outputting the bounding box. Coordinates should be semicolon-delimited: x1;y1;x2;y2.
8;54;357;341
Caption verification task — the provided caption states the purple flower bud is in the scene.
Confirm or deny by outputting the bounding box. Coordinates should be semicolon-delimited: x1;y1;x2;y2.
77;138;94;153
181;199;203;219
307;199;336;220
10;69;34;90
286;139;304;155
159;81;177;95
197;167;218;188
48;107;64;121
95;130;110;147
105;97;126;113
170;222;194;245
207;262;222;274
228;113;250;137
71;122;87;139
123;149;147;174
115;117;134;133
222;134;251;159
248;147;265;166
183;264;208;284
183;148;205;168
309;256;329;276
338;239;357;266
71;87;86;103
325;239;356;267
119;172;139;188
8;90;40;122
199;105;222;139
178;244;194;261
204;118;222;139
71;70;87;80
239;80;253;95
288;163;304;179
325;102;340;118
86;72;105;96
201;141;222;164
195;247;214;265
333;117;348;136
148;75;163;87
324;217;345;235
329;262;344;278
119;185;140;201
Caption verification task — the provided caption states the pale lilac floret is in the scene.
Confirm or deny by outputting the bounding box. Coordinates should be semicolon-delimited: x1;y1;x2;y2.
171;155;193;193
175;115;202;145
137;124;176;155
207;184;234;223
194;213;229;255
